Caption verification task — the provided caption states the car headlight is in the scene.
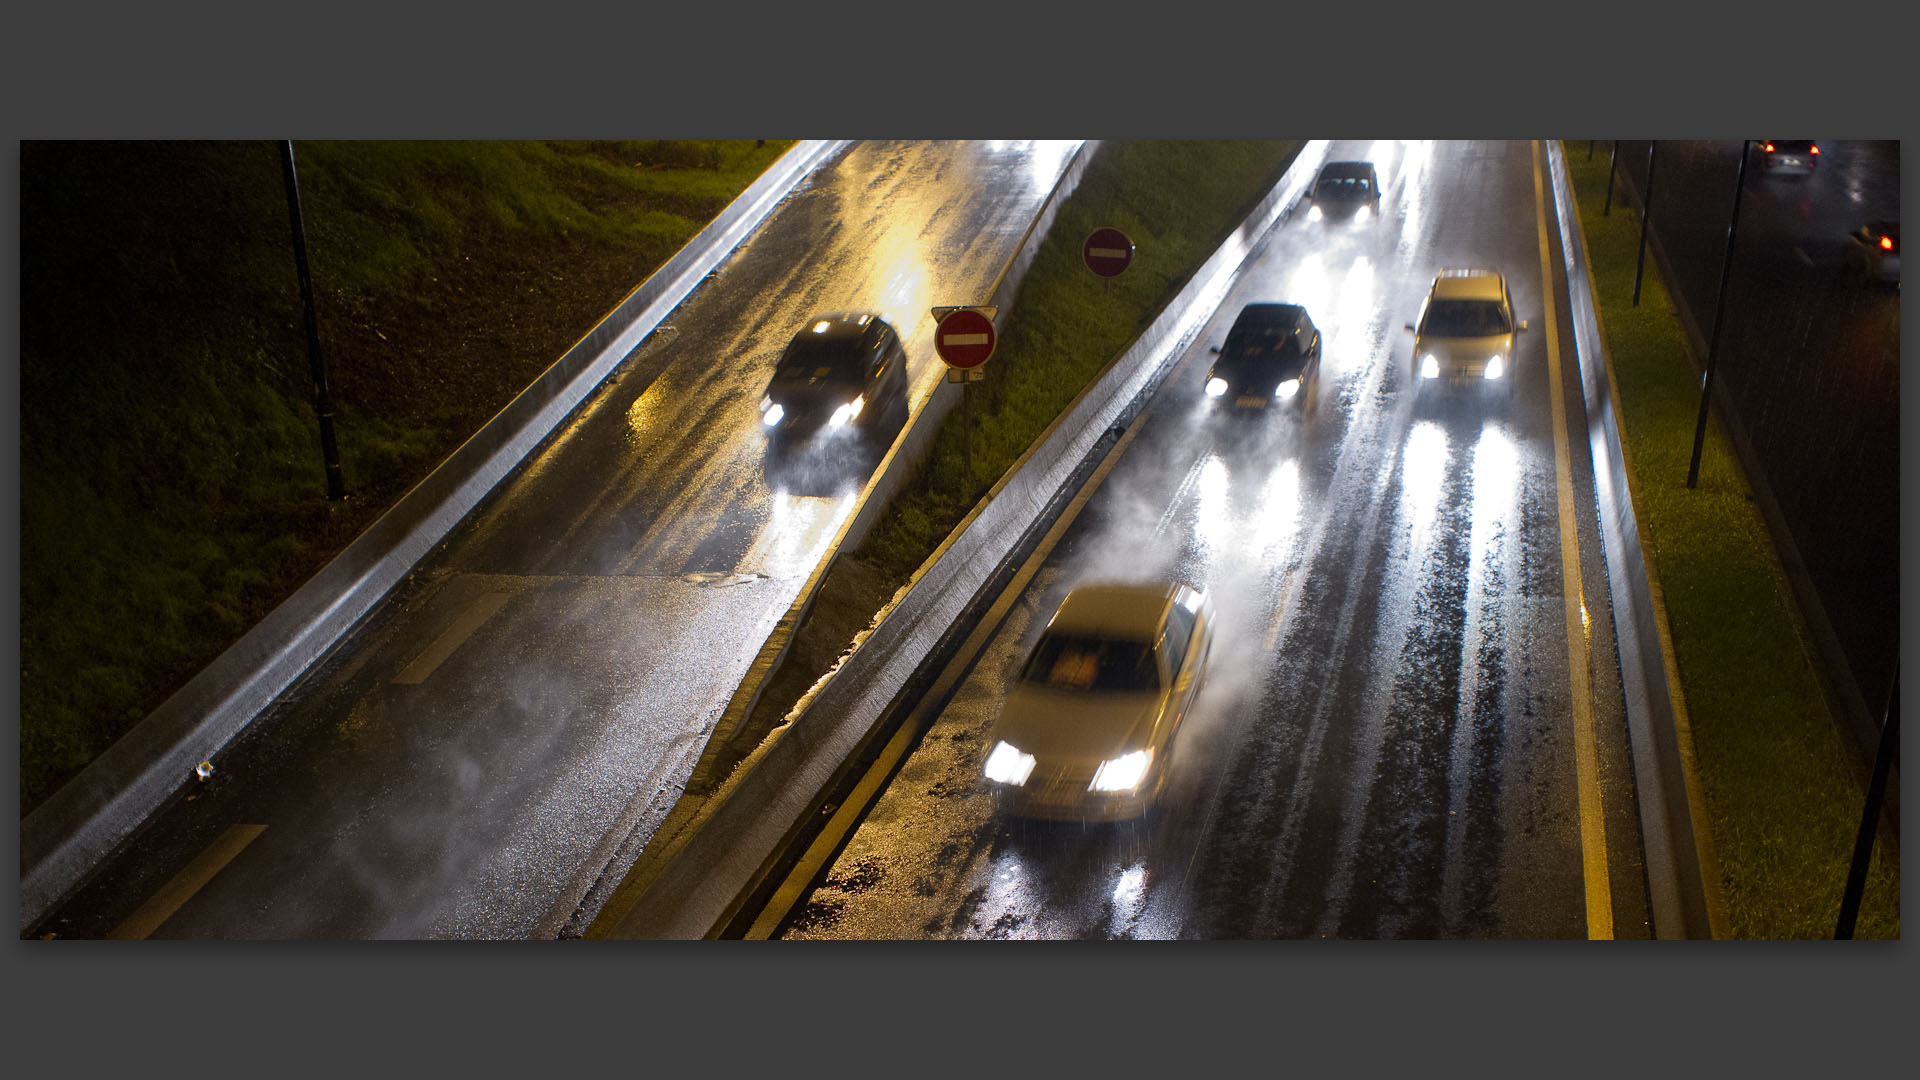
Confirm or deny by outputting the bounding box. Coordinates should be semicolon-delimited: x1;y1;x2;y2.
1276;378;1301;399
1483;354;1504;380
827;395;865;428
1205;377;1228;398
1420;354;1439;379
1089;748;1153;793
761;402;785;427
983;741;1036;786
1353;205;1372;221
1307;205;1323;222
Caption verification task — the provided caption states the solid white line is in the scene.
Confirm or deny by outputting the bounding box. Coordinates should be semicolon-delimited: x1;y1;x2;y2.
108;824;266;939
393;590;514;685
1535;140;1614;940
942;333;989;346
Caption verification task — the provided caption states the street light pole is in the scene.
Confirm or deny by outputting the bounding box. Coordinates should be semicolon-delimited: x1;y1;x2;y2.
1603;140;1619;216
1835;671;1897;939
280;140;347;501
1686;140;1750;490
1632;141;1657;306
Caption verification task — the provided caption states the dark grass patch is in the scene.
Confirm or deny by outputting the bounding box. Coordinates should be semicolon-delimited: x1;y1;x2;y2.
1558;143;1897;939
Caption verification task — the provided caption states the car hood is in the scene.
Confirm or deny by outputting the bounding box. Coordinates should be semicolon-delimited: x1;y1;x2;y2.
1211;345;1308;386
990;685;1164;761
1413;332;1511;364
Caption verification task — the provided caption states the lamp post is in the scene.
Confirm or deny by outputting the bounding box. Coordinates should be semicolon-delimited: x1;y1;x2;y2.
280;140;346;501
1835;672;1897;939
1632;141;1657;306
1603;140;1619;216
1686;140;1751;490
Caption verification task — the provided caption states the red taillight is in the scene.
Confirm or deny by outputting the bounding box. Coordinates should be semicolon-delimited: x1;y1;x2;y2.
1811;145;1820;155
1881;235;1894;251
1763;142;1776;152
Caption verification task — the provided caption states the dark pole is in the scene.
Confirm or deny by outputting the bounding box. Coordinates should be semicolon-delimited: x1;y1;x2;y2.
280;140;347;501
1687;140;1750;489
1835;672;1898;938
1588;139;1595;160
1603;140;1619;216
1632;141;1657;306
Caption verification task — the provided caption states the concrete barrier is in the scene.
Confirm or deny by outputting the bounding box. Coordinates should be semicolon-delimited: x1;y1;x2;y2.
600;142;1331;939
18;141;851;933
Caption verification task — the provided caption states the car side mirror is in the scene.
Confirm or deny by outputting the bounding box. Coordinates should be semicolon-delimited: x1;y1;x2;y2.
1209;346;1221;354
1404;323;1416;333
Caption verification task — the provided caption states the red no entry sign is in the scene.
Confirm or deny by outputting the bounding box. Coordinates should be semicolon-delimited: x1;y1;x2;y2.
934;307;996;369
1083;226;1135;277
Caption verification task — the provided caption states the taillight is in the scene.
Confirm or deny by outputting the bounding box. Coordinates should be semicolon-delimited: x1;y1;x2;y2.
1763;142;1776;152
1811;145;1820;154
1881;235;1894;251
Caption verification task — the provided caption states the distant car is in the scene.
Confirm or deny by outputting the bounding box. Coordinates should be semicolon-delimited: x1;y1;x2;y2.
1204;303;1323;413
1756;140;1819;174
983;582;1214;823
1308;160;1381;219
759;312;909;443
1404;269;1526;402
1843;221;1899;284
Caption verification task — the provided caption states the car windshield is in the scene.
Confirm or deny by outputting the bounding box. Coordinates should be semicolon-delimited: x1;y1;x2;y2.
1770;140;1815;153
1317;176;1372;198
1422;298;1512;337
775;337;862;380
1226;322;1298;354
1020;633;1160;692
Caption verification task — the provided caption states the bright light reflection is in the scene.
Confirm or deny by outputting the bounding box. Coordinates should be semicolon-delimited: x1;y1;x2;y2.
1467;424;1519;584
985;140;1082;196
1284;252;1332;319
1402;421;1448;550
1255;458;1302;563
1194;455;1234;557
1395;140;1435;257
1112;863;1147;907
1327;255;1376;379
738;489;857;579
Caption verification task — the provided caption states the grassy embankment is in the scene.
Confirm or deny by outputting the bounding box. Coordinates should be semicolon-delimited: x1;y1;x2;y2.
1558;141;1898;938
19;140;793;815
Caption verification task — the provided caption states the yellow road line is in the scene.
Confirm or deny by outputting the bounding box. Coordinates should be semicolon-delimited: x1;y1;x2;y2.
743;413;1151;938
108;824;267;940
1534;140;1613;939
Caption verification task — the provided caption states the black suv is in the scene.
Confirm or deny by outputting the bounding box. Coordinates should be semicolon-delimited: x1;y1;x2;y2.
759;312;909;444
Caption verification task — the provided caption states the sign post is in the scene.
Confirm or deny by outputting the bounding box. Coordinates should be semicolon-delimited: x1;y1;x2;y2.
932;306;999;483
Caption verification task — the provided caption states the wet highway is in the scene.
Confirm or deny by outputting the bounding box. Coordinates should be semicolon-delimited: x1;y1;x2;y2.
780;141;1655;939
33;140;1085;939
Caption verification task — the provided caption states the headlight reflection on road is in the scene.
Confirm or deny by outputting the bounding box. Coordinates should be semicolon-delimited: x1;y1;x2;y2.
1402;421;1449;552
738;489;857;579
984;140;1082;196
1468;423;1520;586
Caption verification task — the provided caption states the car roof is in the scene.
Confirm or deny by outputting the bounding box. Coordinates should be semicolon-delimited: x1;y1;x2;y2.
1319;161;1375;179
1045;583;1181;639
1231;302;1307;326
1429;269;1506;301
794;312;886;344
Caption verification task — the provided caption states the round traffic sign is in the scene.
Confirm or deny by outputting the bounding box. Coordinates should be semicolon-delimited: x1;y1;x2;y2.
935;308;996;369
1083;226;1135;277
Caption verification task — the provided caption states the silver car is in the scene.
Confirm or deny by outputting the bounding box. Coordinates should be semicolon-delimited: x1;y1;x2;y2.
983;582;1214;823
1405;269;1527;403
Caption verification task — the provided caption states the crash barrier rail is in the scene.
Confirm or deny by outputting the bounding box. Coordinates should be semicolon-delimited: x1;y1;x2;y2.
1548;141;1724;938
18;141;852;934
597;142;1333;938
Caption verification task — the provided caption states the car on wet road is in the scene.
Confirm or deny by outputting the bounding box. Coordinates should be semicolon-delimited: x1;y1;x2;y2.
1205;303;1323;414
1307;160;1381;220
1755;140;1819;174
760;312;909;445
1405;268;1525;403
1843;220;1899;285
982;582;1213;823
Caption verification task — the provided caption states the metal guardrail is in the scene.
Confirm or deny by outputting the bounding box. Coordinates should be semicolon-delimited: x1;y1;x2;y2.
18;141;851;934
595;142;1331;939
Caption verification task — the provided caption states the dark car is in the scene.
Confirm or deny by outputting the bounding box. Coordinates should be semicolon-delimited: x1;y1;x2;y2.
759;312;909;443
1205;303;1323;413
1756;140;1819;174
1843;220;1899;285
1308;160;1381;219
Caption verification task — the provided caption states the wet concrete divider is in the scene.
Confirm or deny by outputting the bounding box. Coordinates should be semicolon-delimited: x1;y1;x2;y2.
595;142;1333;939
18;141;851;934
1547;141;1725;938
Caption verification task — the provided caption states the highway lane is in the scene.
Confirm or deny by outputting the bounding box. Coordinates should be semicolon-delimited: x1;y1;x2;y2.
34;140;1084;940
779;141;1654;939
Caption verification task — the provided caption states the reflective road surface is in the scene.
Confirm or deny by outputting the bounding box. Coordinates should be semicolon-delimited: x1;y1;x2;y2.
781;141;1656;939
35;141;1085;939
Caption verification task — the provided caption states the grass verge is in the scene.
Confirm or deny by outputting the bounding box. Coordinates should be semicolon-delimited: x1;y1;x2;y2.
1558;141;1898;938
19;140;794;815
